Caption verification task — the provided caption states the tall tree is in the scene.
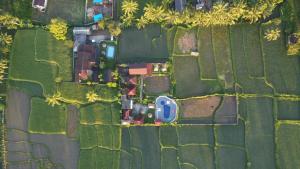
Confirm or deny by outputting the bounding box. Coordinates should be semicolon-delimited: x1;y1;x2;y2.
264;28;281;41
48;18;68;40
86;91;99;102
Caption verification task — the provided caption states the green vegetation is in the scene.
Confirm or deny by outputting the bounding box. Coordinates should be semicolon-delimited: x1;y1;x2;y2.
28;97;67;133
118;24;169;63
31;0;85;24
277;122;300;169
80;102;120;125
9;29;73;96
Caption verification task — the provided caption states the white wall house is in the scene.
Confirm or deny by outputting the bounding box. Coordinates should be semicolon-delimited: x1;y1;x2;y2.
32;0;48;12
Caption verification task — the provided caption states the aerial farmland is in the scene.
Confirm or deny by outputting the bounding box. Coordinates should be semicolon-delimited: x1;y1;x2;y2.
0;0;300;169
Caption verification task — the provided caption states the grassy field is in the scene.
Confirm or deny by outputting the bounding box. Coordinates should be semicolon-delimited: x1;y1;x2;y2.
173;56;223;98
80;102;121;125
118;24;169;63
277;100;300;120
28;98;67;134
9;29;75;96
9;30;57;95
277;122;300;169
31;0;85;25
59;82;119;104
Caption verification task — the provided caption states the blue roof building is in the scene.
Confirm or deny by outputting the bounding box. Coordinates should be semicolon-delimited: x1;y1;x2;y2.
93;13;103;22
106;45;115;59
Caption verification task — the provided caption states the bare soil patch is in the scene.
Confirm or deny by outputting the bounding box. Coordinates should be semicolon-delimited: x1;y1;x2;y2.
7;161;32;169
6;89;30;131
67;105;79;138
178;32;197;53
7;129;29;142
32;143;49;159
181;96;221;118
7;152;31;162
214;96;237;124
7;142;31;153
144;76;170;95
30;134;79;169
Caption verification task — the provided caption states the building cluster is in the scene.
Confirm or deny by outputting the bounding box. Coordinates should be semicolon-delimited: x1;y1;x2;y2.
73;26;115;83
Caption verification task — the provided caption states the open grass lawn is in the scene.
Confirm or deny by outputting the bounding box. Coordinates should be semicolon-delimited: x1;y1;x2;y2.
31;0;85;25
28;98;67;134
173;56;222;98
118;24;169;63
59;82;118;104
80;102;120;124
9;30;57;95
10;29;74;95
277;122;300;169
79;124;121;169
261;23;300;95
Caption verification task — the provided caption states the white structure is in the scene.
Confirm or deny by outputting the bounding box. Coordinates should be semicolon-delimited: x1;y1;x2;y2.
32;0;48;12
73;27;92;35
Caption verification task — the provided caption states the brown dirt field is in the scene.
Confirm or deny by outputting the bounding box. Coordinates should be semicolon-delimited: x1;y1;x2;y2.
214;96;237;124
30;134;79;169
178;32;197;53
6;89;30;131
32;143;49;159
181;96;221;118
67;105;79;138
7;161;32;169
7;152;31;162
7;129;29;142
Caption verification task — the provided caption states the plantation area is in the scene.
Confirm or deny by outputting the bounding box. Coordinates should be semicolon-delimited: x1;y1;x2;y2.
118;24;169;63
4;0;300;168
31;0;85;25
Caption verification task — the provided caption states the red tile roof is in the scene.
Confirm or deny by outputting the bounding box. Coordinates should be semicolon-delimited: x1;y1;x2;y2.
128;76;137;85
127;86;136;96
75;45;97;82
129;64;152;75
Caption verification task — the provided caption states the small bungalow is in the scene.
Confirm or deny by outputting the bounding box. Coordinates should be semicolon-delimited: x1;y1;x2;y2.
75;44;98;82
128;64;152;76
32;0;48;12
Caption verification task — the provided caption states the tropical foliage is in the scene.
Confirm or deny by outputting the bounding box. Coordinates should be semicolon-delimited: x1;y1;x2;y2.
121;0;139;27
46;92;63;106
121;0;283;29
0;14;26;29
108;22;122;37
86;91;99;102
48;18;68;40
0;59;8;83
264;28;281;41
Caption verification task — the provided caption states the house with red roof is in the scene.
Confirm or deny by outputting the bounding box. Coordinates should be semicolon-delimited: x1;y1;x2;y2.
75;44;98;83
128;64;152;75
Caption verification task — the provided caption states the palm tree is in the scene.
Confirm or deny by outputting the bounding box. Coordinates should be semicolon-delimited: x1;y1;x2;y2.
143;4;165;23
264;28;281;41
242;6;263;23
121;0;139;16
46;92;62;107
86;91;99;102
0;33;12;47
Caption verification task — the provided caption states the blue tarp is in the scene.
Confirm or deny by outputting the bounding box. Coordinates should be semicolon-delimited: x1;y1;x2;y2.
93;13;103;22
93;0;103;4
106;45;115;59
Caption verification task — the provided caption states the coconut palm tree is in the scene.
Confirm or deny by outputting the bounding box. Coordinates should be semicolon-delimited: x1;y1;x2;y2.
121;0;139;16
264;28;281;41
46;92;62;107
0;33;12;47
86;91;99;102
